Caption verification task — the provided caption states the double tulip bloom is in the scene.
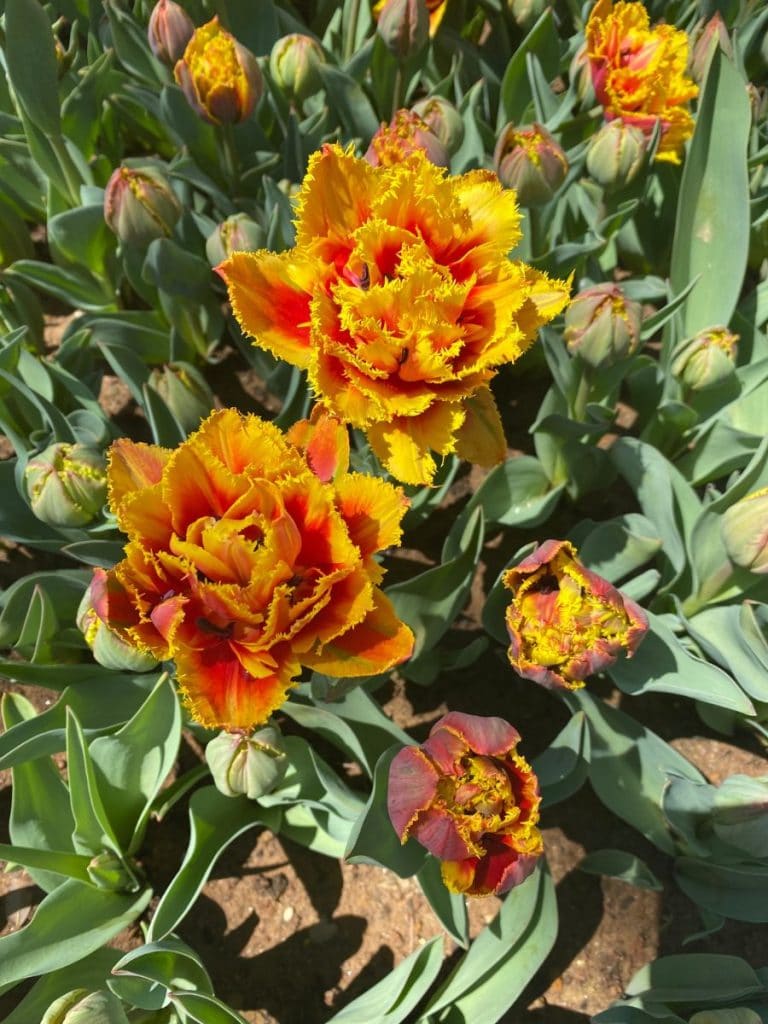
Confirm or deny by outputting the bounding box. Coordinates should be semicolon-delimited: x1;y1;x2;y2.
218;144;569;486
174;16;262;125
388;712;543;896
586;0;698;164
92;409;414;730
504;540;648;690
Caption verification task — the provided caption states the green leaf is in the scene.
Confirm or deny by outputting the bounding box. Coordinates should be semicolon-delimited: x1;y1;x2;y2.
317;65;379;140
110;937;213;1010
326;935;444;1024
578;849;662;891
0;879;151;994
1;948;122;1024
417;856;469;948
104;0;165;85
8;260;116;312
345;745;427;878
674;859;768;923
497;9;560;130
685;604;768;705
89;675;181;852
625;953;764;1003
482;543;537;646
0;842;92;885
170;991;249;1024
147;787;282;941
65;707;122;856
670;50;751;338
577;515;662;584
463;456;564;530
142;381;187;446
532;711;590;808
4;0;61;135
47;205;116;280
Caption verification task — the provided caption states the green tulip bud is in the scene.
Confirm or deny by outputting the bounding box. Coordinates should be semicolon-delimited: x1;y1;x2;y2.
42;989;130;1024
494;122;568;206
87;851;141;892
206;725;288;799
569;41;594;105
77;584;158;672
147;0;194;65
671;326;738;391
564;282;642;368
205;213;266;266
269;33;326;105
721;486;768;575
25;443;107;528
688;13;732;85
689;1012;762;1024
586;118;648;192
376;0;429;60
410;96;464;155
104;164;181;247
147;361;215;434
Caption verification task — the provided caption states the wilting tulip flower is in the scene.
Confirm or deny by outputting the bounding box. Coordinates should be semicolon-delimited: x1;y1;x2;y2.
25;443;107;528
270;33;326;105
147;361;215;434
564;282;643;368
91;409;413;729
411;95;464;154
104;164;181;247
175;17;262;125
147;0;194;65
42;989;129;1024
671;326;738;391
586;0;698;163
688;13;732;85
721;488;768;575
218;144;570;486
365;109;449;168
388;712;543;896
77;583;158;672
206;724;287;798
504;540;648;691
586;118;648;191
494;123;568;206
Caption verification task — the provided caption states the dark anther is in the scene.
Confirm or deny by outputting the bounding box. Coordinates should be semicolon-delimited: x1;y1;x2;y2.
398;347;409;365
196;617;233;637
359;263;370;289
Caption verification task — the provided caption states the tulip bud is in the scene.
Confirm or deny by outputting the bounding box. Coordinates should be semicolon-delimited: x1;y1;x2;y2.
269;33;326;105
494;122;568;206
25;443;107;528
205;212;266;266
507;0;547;30
365;108;449;168
77;584;158;672
42;989;130;1024
688;13;732;85
671;326;738;391
376;0;429;60
586;118;648;191
175;17;263;125
410;95;464;155
104;164;181;247
147;0;195;65
564;282;642;368
689;1012;762;1024
721;487;768;574
206;725;288;799
569;41;594;105
86;851;141;892
147;361;215;434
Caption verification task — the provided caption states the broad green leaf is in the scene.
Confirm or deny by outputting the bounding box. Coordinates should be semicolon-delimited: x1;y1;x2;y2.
497;9;560;129
577;515;661;584
170;991;249;1024
4;0;61;135
712;775;768;860
674;859;768;923
47;205;116;277
532;711;590;808
317;65;379;140
625;954;764;1002
0;842;92;885
417;856;469;948
8;261;116;312
65;707;122;857
0;879;151;994
685;604;768;704
482;542;537;645
142;381;187;446
89;675;182;852
326;936;444;1024
1;948;121;1024
463;456;564;530
578;849;662;891
110;937;213;1010
670;50;751;338
147;787;282;941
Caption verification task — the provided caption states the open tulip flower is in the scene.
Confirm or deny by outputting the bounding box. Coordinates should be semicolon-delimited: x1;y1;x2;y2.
91;409;414;730
388;712;543;896
586;0;698;164
218;144;570;487
504;540;648;690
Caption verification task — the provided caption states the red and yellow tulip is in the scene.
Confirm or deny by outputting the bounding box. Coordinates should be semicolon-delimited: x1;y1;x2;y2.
388;712;543;896
174;16;262;125
218;144;570;486
92;409;413;730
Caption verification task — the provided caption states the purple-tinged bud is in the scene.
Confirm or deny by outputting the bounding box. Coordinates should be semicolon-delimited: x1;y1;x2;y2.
25;443;107;528
175;17;263;125
410;95;464;155
689;13;732;85
104;164;181;247
269;33;326;105
494;122;568;206
147;0;194;65
206;725;288;799
147;361;215;434
564;282;642;368
376;0;429;60
586;118;648;191
721;487;768;575
671;326;738;391
205;213;266;266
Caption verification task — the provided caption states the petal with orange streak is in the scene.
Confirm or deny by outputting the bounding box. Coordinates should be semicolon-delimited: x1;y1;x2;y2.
196;409;299;480
454;387;507;468
287;412;350;483
107;439;170;511
295;144;376;247
452;171;521;257
334;472;407;561
117;483;174;547
163;435;248;536
217;250;320;369
367;402;466;486
303;589;414;677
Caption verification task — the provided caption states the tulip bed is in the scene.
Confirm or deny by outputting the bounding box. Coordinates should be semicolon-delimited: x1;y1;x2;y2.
1;0;767;1021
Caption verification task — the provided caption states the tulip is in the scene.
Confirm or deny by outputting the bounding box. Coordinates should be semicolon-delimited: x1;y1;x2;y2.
206;725;288;799
564;281;643;368
721;487;768;575
147;361;215;434
494;122;568;205
365;108;449;168
77;584;158;672
175;17;263;125
42;989;129;1024
269;33;326;105
205;213;266;266
104;163;181;247
25;443;107;528
688;13;732;85
375;0;430;59
410;95;464;154
672;326;738;391
147;0;194;65
586;118;648;191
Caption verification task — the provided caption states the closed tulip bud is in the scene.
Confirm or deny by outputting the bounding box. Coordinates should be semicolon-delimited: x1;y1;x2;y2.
175;17;263;125
689;13;732;85
365;108;449;168
269;33;326;105
148;0;194;65
564;282;642;368
147;361;215;434
569;41;594;105
104;164;181;247
86;851;141;892
77;584;157;672
410;95;464;154
507;0;547;30
206;725;288;799
494;122;568;206
689;1012;762;1024
25;443;107;528
586;118;648;191
672;326;738;391
42;989;130;1024
721;487;768;574
205;212;266;266
376;0;429;60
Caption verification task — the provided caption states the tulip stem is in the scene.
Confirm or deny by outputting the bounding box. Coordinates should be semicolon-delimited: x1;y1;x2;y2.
219;122;240;193
150;762;210;822
391;62;404;120
344;0;363;62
